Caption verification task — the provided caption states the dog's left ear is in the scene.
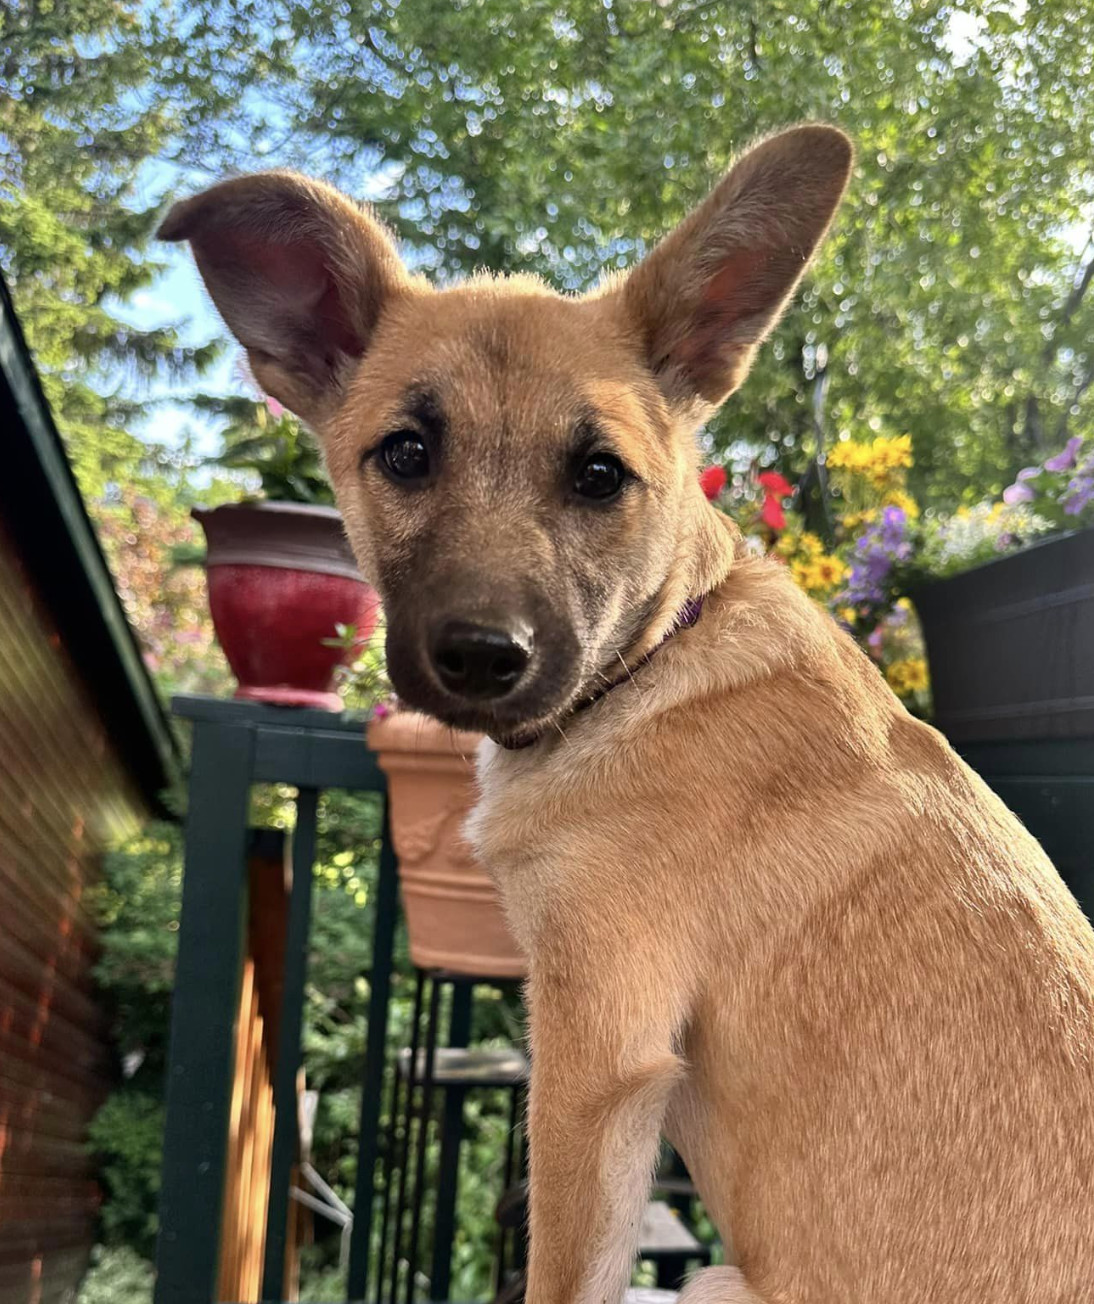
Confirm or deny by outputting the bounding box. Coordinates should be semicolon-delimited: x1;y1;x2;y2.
620;124;852;415
159;171;411;424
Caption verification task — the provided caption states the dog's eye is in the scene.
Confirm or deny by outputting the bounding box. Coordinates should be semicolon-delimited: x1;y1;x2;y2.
574;453;625;502
380;430;430;481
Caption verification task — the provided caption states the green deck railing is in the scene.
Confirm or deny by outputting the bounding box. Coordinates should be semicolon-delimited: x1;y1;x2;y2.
154;696;400;1304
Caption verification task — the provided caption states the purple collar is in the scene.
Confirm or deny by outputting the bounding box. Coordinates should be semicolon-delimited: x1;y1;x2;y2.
496;596;705;751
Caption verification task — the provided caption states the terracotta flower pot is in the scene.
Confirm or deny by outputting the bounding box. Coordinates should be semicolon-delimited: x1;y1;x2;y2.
194;501;380;711
368;712;527;979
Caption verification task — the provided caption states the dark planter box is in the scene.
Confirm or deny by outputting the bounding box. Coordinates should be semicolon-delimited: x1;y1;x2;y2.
914;527;1094;744
913;527;1094;916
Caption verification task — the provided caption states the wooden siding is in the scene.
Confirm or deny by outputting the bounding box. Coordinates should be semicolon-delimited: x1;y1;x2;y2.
217;839;304;1303
0;522;144;1304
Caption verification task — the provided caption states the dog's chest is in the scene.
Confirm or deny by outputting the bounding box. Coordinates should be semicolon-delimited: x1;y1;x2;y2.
463;739;587;953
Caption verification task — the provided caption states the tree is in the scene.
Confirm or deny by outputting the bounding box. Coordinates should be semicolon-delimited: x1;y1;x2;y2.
267;0;1094;507
0;0;227;498
0;0;282;692
92;470;235;697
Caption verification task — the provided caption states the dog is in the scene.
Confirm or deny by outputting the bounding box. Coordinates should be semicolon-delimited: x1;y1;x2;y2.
162;125;1094;1302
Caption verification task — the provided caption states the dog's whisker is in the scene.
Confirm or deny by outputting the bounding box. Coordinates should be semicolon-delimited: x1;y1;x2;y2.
616;650;645;698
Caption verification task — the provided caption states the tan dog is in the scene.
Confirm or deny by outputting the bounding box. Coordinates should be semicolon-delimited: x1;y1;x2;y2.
163;125;1094;1303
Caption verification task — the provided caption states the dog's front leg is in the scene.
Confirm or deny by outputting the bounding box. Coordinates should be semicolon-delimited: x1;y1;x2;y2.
523;967;687;1304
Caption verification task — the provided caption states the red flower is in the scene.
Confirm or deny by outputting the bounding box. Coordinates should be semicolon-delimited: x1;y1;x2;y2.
699;465;727;501
757;470;794;498
760;496;786;531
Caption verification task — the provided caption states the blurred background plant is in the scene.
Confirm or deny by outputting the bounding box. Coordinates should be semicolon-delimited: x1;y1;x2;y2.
703;424;1089;719
1000;434;1094;528
81;795;522;1303
324;619;394;713
204;395;336;505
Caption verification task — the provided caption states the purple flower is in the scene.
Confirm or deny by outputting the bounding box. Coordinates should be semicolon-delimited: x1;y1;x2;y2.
838;507;913;610
1045;437;1083;473
1003;480;1035;505
1061;475;1094;517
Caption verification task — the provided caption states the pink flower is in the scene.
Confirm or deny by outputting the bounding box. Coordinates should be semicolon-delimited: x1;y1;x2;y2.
699;465;728;500
1002;480;1035;505
1045;437;1083;473
265;396;286;419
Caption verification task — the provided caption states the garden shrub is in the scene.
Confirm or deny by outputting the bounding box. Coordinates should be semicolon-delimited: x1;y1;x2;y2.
80;793;520;1300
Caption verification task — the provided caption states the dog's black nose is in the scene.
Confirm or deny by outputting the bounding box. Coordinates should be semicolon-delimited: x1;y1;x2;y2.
430;621;533;700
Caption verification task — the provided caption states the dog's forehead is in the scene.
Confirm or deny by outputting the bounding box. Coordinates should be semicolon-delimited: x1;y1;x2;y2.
350;281;662;445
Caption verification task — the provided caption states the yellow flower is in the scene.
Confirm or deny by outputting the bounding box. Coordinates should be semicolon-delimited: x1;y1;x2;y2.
799;532;825;557
883;490;920;519
828;434;914;476
812;555;849;588
886;435;914;469
826;442;863;471
791;553;848;595
886;657;929;698
842;508;878;531
838;606;857;625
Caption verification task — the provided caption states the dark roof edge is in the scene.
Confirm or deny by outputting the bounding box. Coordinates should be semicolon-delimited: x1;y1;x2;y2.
0;273;181;815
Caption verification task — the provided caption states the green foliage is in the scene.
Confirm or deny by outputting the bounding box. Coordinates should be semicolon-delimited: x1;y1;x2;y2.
86;1093;166;1259
297;1250;352;1302
326;621;393;712
90;825;183;1068
200;394;336;505
257;0;1094;509
78;1245;154;1304
82;826;182;1273
0;0;221;502
81;791;523;1298
0;0;260;697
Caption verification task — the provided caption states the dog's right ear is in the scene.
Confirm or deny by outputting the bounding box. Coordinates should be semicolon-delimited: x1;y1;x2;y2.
159;172;410;424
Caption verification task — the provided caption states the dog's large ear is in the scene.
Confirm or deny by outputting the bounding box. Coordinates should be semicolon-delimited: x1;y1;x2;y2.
621;125;852;415
159;172;410;424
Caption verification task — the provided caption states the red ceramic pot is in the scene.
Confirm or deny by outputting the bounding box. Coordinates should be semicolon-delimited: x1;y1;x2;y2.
194;501;380;711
